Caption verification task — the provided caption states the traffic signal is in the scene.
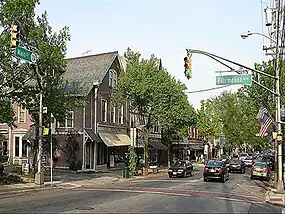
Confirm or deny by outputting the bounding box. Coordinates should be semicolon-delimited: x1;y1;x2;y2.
184;56;192;79
10;24;19;48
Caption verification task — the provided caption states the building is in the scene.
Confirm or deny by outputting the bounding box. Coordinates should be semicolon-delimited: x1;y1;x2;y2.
0;103;33;164
60;51;131;171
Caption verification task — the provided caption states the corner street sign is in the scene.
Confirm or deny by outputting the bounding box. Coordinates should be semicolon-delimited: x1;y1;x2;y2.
216;74;252;86
15;46;36;63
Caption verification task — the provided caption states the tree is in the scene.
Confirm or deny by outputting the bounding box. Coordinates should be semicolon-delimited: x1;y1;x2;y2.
0;0;83;173
112;48;197;174
197;99;222;142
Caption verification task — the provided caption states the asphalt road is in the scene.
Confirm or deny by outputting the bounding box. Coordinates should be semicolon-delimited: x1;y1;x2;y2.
0;167;283;213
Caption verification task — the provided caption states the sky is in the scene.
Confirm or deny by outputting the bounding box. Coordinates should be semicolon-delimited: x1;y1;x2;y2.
36;0;272;109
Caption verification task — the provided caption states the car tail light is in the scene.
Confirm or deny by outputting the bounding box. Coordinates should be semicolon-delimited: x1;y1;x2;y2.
264;168;269;173
252;167;255;171
203;167;208;173
218;168;223;173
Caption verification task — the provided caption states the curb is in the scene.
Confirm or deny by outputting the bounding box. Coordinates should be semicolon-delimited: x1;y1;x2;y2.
0;185;58;197
265;190;285;206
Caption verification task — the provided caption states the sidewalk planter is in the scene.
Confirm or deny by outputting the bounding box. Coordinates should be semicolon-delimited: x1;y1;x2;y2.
122;167;129;178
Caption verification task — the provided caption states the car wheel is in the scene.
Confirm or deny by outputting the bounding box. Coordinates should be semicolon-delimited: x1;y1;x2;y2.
189;170;193;177
169;175;172;178
183;171;187;178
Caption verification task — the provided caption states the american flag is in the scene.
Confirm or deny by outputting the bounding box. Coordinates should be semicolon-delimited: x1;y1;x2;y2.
257;106;273;137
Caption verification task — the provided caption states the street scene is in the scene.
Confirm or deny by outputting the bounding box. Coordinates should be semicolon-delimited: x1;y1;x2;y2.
0;164;282;213
1;0;285;213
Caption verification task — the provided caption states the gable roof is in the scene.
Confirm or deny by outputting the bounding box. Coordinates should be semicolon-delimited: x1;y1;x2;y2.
62;51;119;96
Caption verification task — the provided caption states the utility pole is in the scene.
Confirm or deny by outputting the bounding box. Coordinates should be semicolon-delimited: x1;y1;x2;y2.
274;0;284;193
35;73;44;185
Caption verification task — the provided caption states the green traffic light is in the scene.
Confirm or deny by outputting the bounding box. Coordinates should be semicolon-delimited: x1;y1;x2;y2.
185;70;189;76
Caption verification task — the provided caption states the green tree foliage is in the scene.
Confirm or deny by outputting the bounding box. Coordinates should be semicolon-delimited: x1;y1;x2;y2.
0;0;82;126
111;48;197;169
197;99;222;141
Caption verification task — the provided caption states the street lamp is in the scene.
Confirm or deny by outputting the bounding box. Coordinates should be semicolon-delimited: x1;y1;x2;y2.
241;20;284;192
240;31;276;44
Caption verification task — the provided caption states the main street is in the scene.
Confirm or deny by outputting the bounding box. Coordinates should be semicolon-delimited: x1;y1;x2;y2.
0;167;283;213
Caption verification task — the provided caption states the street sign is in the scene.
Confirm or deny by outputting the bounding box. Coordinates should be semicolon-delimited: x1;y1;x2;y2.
216;74;252;86
15;46;36;63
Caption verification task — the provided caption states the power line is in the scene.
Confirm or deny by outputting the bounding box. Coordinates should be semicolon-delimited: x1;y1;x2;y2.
185;85;230;94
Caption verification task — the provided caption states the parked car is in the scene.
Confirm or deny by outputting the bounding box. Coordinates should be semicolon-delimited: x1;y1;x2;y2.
239;153;248;161
228;159;246;173
244;156;254;167
251;161;270;181
256;155;275;170
168;160;193;178
220;156;231;166
203;160;229;183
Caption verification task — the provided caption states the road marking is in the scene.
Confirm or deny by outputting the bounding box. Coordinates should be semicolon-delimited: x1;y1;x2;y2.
236;184;264;200
59;183;82;189
77;187;262;203
131;178;203;183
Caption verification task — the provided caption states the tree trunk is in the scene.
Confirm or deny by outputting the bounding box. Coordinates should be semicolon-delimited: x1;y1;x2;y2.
142;130;150;176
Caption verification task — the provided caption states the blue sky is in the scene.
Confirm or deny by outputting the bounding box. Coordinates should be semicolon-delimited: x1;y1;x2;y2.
36;0;271;109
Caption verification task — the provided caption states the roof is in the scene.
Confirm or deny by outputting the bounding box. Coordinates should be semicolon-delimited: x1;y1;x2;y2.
62;51;119;96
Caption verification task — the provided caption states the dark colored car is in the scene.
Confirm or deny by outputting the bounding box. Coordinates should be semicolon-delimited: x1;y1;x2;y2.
228;159;246;173
251;161;270;181
203;160;229;182
168;160;193;178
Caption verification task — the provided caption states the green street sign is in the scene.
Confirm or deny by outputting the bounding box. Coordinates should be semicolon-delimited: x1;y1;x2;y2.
216;74;252;85
15;46;36;63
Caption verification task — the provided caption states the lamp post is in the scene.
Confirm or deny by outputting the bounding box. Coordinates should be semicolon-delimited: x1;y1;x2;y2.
240;10;284;191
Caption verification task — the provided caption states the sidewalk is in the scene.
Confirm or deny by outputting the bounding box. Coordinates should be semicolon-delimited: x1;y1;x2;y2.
0;169;168;196
265;175;285;206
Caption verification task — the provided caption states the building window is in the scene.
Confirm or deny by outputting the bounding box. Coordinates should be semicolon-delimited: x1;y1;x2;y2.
102;99;107;122
58;111;74;128
18;105;26;123
119;105;124;124
109;70;113;87
15;137;19;157
110;106;116;123
66;111;74;128
154;124;159;133
109;69;117;87
22;142;27;157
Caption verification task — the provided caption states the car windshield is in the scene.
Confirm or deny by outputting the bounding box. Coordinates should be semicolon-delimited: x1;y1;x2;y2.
207;161;222;167
254;162;267;168
172;161;186;167
230;160;241;164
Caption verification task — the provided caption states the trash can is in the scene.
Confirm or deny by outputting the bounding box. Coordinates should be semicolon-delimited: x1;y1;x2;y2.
122;167;130;178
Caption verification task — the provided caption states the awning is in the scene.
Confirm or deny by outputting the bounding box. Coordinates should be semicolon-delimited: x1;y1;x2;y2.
190;144;203;150
99;132;131;147
84;128;101;142
149;139;168;150
22;126;37;141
